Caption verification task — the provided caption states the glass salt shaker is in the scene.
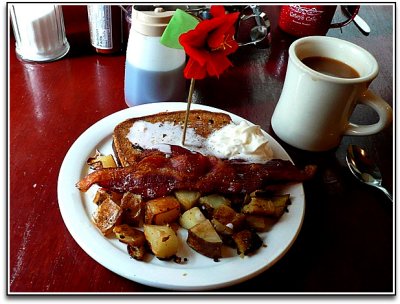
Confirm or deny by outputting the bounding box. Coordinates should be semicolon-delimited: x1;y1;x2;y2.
10;4;70;62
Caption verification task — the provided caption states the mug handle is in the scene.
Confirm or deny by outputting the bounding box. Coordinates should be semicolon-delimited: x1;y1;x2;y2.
344;89;393;136
330;5;360;29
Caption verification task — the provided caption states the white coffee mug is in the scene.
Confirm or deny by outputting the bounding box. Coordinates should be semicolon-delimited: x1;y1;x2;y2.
271;36;392;151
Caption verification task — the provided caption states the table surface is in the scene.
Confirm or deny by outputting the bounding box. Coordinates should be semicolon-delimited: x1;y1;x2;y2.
9;5;394;293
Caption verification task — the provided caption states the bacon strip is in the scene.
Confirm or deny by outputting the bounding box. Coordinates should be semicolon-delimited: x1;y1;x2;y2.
76;146;316;199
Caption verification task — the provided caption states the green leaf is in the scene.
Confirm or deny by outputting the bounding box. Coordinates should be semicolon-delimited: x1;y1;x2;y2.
160;9;199;49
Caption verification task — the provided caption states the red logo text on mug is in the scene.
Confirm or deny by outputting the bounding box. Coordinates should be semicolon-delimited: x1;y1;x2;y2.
278;5;358;37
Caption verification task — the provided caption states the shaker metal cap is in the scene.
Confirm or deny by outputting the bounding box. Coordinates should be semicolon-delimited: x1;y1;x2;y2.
131;6;175;36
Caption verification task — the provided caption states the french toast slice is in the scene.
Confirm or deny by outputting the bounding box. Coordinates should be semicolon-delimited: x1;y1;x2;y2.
112;110;233;167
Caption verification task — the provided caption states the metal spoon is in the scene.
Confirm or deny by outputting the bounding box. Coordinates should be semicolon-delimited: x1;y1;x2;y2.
342;6;371;36
346;145;393;202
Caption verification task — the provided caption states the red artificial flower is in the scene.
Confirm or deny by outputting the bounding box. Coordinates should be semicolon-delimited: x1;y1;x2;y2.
179;6;240;79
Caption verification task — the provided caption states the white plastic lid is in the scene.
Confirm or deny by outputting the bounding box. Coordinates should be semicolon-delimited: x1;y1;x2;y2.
131;6;175;37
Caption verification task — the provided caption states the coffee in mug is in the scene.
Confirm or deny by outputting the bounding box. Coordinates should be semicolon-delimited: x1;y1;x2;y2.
271;36;392;152
301;56;360;78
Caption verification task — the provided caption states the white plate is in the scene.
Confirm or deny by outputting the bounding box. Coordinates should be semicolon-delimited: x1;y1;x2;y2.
57;102;305;291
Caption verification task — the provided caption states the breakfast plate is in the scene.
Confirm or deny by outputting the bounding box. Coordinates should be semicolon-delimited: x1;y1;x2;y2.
57;102;305;291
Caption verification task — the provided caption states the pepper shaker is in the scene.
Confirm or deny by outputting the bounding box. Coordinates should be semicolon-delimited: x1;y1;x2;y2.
87;5;124;54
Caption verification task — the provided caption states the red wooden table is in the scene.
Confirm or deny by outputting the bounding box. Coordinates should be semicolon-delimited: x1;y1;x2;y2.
9;5;394;293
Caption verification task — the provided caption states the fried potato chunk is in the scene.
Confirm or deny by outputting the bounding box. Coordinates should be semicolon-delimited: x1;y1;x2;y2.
187;219;223;259
144;224;179;260
145;196;181;225
92;197;122;235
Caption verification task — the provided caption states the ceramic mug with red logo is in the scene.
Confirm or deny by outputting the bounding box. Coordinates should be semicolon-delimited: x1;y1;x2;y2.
278;5;359;37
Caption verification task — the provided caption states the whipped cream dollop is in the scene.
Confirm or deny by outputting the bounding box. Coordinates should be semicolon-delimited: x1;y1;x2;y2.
205;121;273;163
127;120;273;163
